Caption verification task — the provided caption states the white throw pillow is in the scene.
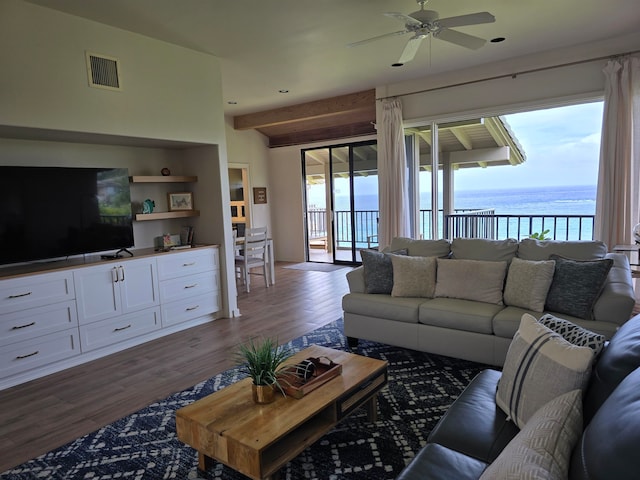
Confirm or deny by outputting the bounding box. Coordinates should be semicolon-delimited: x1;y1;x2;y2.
481;389;583;480
390;255;437;298
435;258;507;305
503;257;556;312
496;314;594;428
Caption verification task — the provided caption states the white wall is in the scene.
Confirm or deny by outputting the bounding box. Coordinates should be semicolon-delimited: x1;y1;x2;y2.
0;0;224;144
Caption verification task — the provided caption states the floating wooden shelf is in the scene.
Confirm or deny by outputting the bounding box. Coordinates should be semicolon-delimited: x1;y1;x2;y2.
135;210;200;221
129;175;198;183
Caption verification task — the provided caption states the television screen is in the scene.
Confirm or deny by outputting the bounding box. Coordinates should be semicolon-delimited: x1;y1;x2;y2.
0;166;134;266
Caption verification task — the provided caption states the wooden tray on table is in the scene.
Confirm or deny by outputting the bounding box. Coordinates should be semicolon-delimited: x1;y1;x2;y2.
279;356;342;399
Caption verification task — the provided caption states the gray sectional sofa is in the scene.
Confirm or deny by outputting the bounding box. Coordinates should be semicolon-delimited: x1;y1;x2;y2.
342;237;635;366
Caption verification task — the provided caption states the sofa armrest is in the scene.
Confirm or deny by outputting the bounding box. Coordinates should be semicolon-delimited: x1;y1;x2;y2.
593;253;635;326
346;266;366;293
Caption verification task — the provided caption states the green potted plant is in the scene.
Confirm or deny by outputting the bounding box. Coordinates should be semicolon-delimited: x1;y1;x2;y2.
529;229;551;240
236;337;292;404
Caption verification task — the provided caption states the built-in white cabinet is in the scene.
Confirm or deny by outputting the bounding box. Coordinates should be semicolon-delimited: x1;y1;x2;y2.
0;246;220;390
74;258;159;324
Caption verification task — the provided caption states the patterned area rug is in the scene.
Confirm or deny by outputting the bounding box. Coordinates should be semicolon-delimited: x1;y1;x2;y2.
1;320;488;480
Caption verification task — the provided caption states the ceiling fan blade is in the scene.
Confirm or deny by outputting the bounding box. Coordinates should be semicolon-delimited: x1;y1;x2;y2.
433;28;486;50
385;12;422;26
347;29;408;48
397;35;425;64
437;12;495;28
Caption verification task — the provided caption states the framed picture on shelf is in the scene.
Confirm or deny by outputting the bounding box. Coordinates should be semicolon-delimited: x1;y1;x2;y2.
168;192;194;211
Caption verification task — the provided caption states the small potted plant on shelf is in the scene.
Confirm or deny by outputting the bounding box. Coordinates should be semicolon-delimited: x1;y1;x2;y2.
235;337;292;404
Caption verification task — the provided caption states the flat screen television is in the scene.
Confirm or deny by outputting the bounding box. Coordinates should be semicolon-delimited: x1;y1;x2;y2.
0;166;134;266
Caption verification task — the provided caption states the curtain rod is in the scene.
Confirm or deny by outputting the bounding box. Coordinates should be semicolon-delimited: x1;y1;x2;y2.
377;48;640;101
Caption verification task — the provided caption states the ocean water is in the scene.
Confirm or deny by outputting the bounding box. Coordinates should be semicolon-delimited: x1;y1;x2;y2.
334;185;597;244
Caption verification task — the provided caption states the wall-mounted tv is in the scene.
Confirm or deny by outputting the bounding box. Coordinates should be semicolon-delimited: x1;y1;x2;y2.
0;166;134;266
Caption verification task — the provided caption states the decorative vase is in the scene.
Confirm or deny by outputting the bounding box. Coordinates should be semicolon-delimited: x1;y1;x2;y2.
252;383;275;404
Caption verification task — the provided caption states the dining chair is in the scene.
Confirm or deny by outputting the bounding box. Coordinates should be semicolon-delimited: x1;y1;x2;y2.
235;226;269;293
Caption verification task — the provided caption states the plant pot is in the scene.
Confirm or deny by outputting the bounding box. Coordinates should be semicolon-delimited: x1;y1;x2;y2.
252;383;275;404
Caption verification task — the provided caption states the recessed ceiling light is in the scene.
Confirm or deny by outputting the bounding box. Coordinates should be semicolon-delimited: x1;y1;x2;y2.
278;89;289;94
227;100;238;105
391;63;404;67
490;37;506;43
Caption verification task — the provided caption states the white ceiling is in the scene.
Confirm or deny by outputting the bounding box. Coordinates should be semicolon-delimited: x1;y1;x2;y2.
25;0;640;116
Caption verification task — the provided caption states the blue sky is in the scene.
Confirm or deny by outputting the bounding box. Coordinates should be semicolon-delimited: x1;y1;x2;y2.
453;101;604;191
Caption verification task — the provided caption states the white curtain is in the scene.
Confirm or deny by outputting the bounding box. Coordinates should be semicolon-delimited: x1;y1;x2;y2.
378;98;410;250
595;56;640;250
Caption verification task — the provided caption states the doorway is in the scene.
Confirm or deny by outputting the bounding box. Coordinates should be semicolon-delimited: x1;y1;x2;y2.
303;140;378;264
228;165;250;237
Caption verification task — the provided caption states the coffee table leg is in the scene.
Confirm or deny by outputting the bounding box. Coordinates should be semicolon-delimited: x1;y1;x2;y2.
198;452;215;473
365;394;379;422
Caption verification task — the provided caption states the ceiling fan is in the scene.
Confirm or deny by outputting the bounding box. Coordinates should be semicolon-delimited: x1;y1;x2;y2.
348;0;495;65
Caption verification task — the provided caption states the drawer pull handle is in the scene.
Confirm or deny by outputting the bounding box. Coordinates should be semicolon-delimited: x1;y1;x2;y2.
182;262;196;267
184;284;198;289
114;324;132;332
112;266;119;283
16;351;39;360
12;322;36;330
119;266;125;282
186;305;200;311
8;291;32;299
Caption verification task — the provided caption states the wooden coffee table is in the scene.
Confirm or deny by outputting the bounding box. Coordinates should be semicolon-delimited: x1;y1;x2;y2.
176;344;388;480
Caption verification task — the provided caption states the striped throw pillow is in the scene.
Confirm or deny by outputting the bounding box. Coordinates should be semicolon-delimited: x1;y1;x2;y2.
496;314;595;428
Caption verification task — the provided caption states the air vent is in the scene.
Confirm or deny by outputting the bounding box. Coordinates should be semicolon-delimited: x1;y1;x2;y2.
85;52;121;91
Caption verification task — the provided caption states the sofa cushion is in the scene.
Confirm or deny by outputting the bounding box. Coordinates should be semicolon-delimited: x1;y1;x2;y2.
545;255;613;320
503;257;556;312
538;314;605;355
341;292;422;324
481;389;583;480
583;314;640;423
427;369;519;464
435;258;507;305
360;249;407;294
419;298;503;334
571;366;640;480
496;314;594;428
396;443;489;480
451;238;518;262
386;237;451;258
517;238;607;261
391;255;437;298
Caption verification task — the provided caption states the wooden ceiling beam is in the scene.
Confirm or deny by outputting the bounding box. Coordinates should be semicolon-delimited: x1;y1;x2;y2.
234;89;376;130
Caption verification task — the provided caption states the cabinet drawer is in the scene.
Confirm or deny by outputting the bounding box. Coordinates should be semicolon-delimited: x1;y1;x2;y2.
0;271;75;315
159;271;217;304
0;301;78;346
0;329;80;379
161;292;218;327
79;308;161;352
157;249;217;280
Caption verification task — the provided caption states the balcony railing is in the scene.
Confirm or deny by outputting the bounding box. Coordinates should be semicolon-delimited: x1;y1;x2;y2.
308;208;595;249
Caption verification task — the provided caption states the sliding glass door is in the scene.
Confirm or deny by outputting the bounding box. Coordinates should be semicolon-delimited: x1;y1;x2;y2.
303;140;378;264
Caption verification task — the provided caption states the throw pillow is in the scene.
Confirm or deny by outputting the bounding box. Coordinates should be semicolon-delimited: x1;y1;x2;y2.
435;258;508;305
503;257;556;312
360;249;407;294
545;254;613;320
496;313;594;428
390;255;437;298
480;389;583;480
538;313;606;355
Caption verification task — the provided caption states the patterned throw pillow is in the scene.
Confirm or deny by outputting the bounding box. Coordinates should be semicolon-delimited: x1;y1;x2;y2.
496;314;594;428
503;257;556;312
390;255;437;298
545;255;613;320
480;390;583;480
360;249;407;294
538;313;606;355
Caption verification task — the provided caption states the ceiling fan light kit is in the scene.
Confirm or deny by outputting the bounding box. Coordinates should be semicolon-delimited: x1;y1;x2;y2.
348;0;495;65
